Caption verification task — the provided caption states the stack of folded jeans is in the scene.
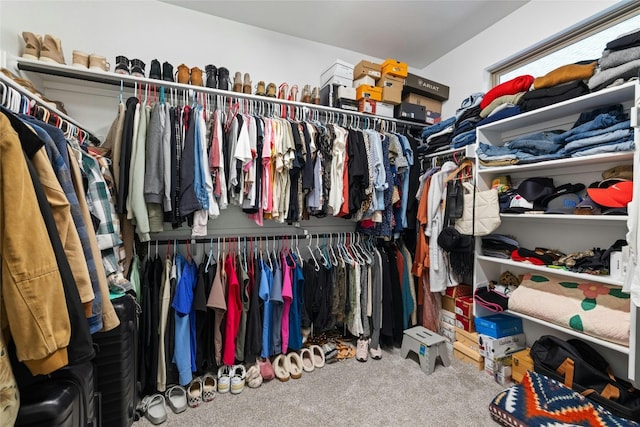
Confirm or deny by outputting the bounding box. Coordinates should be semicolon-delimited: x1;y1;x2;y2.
481;234;519;259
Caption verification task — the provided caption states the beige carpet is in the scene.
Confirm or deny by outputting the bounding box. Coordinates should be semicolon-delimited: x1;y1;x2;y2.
134;346;505;427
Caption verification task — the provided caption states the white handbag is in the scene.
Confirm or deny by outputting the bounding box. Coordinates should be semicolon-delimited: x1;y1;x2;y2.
454;182;501;236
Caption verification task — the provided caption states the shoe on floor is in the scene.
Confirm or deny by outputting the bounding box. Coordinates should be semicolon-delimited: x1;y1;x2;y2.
287;352;303;379
299;348;315;372
138;394;167;425
187;377;203;408
230;365;246;394
246;364;263;388
202;372;217;402
164;385;187;414
273;354;291;382
39;34;65;64
310;345;325;368
258;357;275;380
21;31;40;60
356;338;369;362
369;342;382;360
72;50;89;68
217;365;231;393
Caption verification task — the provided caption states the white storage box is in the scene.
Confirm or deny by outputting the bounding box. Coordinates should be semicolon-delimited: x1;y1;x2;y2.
321;59;354;88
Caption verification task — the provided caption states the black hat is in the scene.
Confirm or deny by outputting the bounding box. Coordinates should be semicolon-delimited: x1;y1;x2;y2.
514;177;555;204
438;227;473;252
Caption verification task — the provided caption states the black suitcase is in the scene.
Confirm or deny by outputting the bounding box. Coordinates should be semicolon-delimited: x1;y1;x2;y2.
15;360;96;427
93;294;138;427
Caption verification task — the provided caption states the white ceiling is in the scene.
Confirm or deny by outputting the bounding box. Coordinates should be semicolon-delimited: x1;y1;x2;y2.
160;0;530;69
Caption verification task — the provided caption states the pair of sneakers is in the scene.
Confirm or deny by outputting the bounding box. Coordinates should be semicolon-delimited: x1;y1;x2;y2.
356;337;382;362
217;364;246;394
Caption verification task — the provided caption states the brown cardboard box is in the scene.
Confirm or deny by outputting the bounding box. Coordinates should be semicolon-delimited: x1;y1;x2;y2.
356;84;383;101
376;73;405;89
511;348;534;383
382;86;402;105
442;295;455;313
402;93;442;113
455;296;474;318
455;327;479;350
354;60;382;80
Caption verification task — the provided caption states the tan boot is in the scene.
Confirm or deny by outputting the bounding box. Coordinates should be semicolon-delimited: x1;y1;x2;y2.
72;50;89;68
190;66;203;86
255;81;266;96
88;54;109;72
312;86;320;104
301;84;311;103
233;71;242;92
266;82;277;98
39;34;66;64
21;32;40;60
243;73;252;94
176;64;190;84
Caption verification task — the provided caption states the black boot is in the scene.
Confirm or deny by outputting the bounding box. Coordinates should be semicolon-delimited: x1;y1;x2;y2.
162;61;174;82
149;59;161;80
217;67;230;91
205;64;217;89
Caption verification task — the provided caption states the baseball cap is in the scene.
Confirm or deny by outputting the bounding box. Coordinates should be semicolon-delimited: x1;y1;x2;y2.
505;194;534;213
539;183;585;208
545;193;582;214
586;179;633;208
514;177;555;204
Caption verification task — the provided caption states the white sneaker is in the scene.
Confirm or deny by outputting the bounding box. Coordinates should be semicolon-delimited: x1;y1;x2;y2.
356;338;369;362
369;341;382;360
217;365;231;393
230;365;246;394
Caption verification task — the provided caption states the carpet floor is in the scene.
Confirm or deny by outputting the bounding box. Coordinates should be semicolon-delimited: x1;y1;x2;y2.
134;345;505;426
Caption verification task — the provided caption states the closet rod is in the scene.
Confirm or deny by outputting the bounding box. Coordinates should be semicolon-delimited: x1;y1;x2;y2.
0;72;101;145
16;57;426;130
149;231;370;245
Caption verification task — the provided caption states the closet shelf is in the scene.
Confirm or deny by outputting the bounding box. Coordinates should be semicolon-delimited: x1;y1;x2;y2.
505;310;630;354
0;72;100;143
500;213;628;222
15;57;425;129
477;151;634;175
476;255;625;287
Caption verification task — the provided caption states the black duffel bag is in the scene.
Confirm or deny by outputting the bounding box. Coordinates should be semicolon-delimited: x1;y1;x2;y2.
531;335;640;421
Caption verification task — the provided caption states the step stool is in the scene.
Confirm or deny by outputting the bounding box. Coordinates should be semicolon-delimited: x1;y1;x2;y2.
400;326;451;375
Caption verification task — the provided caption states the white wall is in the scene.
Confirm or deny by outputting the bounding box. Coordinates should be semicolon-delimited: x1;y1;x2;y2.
422;0;621;118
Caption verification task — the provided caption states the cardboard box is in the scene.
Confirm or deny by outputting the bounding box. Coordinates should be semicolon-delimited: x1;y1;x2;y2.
445;284;473;298
484;355;512;376
356;85;382;102
455;296;474;318
382;58;408;78
511;348;534;383
439;320;456;343
441;309;456;327
478;333;526;359
377;73;405;89
455;313;475;333
321;59;354;87
403;72;450;101
353;75;376;88
376;101;394;118
402;93;442;113
395;102;426;122
455;327;479;350
358;99;377;114
321;84;357;107
442;295;455;313
475;314;523;339
495;366;512;385
425;110;442;125
353;60;382;80
381;86;402;105
454;348;484;371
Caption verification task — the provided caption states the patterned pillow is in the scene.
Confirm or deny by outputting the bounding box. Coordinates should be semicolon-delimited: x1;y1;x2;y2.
489;371;638;427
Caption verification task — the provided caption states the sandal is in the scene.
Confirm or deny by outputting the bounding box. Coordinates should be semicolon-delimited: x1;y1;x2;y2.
187;377;203;408
138;394;167;425
202;372;217;402
164;385;187;414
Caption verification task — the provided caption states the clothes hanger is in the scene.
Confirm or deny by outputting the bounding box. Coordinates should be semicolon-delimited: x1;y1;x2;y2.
445;158;474;182
307;234;320;271
295;234;304;267
315;234;330;268
328;234;338;267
